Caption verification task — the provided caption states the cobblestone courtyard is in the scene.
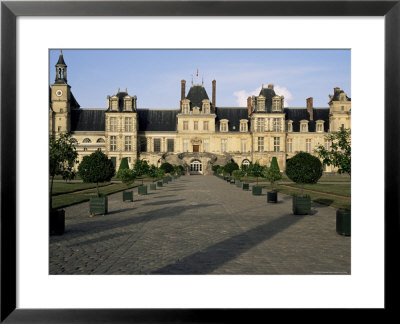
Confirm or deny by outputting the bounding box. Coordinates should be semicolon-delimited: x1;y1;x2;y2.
49;175;350;275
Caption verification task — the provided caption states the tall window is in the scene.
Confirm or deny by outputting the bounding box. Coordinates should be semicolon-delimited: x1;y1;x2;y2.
221;139;227;152
167;139;174;152
203;139;209;152
273;118;281;132
194;121;198;130
154;139;161;152
240;121;247;132
272;99;281;111
125;117;132;132
274;137;280;152
183;139;189;152
183;121;188;130
140;138;147;152
110;136;117;151
125;136;132;151
257;137;264;152
183;103;189;114
306;139;311;153
110;117;117;132
287;138;293;153
256;118;265;132
203;121;209;131
241;139;247;153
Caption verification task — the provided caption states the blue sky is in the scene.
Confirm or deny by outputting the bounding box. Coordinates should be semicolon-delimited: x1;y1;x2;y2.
49;49;350;109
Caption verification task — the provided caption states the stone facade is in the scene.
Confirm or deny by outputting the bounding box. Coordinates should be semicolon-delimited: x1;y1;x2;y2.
49;52;351;174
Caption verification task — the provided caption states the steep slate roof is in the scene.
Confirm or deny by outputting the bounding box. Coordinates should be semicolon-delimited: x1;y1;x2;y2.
186;85;209;109
215;107;249;132
137;109;179;132
284;108;330;132
71;109;105;132
330;90;351;103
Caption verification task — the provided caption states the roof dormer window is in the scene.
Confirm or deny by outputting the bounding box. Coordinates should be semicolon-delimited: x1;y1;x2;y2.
300;121;308;132
220;119;228;132
272;96;281;112
240;119;248;132
287;120;293;132
316;121;324;132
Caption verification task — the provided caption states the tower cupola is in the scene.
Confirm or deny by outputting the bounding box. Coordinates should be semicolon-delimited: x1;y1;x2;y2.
55;50;67;84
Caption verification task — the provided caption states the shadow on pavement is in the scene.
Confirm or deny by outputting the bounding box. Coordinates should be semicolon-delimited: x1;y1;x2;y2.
142;199;185;206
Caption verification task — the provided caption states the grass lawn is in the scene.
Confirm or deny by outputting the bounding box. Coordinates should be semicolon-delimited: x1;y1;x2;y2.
238;174;350;183
52;182;139;209
261;183;351;211
51;181;112;195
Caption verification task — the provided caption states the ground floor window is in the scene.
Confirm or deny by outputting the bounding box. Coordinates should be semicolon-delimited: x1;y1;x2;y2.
190;160;202;172
167;139;174;152
125;136;132;151
203;139;209;152
154;138;161;152
242;159;250;167
140;138;147;152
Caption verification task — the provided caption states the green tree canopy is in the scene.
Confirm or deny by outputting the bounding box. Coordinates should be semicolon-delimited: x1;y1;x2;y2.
49;133;78;209
160;162;174;174
247;162;265;185
316;127;351;175
78;150;115;197
119;168;136;187
223;161;239;175
117;157;130;178
133;159;150;177
264;157;282;189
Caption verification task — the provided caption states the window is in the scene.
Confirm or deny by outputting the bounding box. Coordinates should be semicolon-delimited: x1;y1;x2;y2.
306;139;311;153
220;121;228;132
71;138;78;143
203;103;210;114
240;121;247;132
272;99;280;111
154;139;161;152
183;103;189;114
167;139;174;152
183;121;188;130
125;117;132;132
203;121;209;131
83;147;87;152
110;136;117;151
301;123;308;132
194;121;198;130
221;139;227;152
203;139;209;152
82;138;91;143
183;139;189;152
242;159;250;167
257;137;264;152
273;118;281;132
324;139;330;150
110;117;117;132
256;118;265;132
274;137;280;152
140;138;147;152
287;122;293;132
241;139;246;153
287;138;293;153
125;136;132;151
96;138;105;143
316;123;323;132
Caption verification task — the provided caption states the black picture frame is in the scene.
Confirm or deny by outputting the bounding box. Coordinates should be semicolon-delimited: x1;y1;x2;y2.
1;1;399;322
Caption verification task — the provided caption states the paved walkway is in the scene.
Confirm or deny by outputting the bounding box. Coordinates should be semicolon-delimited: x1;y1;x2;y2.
50;175;350;275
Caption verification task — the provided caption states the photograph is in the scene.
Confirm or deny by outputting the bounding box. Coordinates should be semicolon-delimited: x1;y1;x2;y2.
49;49;351;275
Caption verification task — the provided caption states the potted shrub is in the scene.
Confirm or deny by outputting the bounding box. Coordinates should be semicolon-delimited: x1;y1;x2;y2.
286;152;323;215
49;133;78;235
265;157;282;203
316;127;351;235
249;162;264;195
116;157;129;179
119;168;136;202
78;150;115;216
232;170;242;188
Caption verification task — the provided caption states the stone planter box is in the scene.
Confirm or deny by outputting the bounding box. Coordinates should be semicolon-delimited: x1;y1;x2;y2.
236;181;242;188
138;185;148;195
252;186;262;195
292;195;311;215
50;209;65;235
123;190;133;202
242;183;249;190
267;191;278;203
157;181;163;187
336;209;351;236
90;196;108;215
150;183;157;190
162;178;168;184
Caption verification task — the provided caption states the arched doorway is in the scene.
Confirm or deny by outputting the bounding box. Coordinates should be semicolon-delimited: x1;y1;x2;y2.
190;159;203;175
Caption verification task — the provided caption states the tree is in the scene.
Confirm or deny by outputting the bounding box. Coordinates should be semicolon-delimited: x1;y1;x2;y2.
248;162;265;185
133;159;150;177
286;152;323;195
223;161;239;175
78;150;115;197
119;168;136;188
315;127;351;175
49;133;78;210
117;157;130;178
160;162;174;174
232;169;243;180
212;165;220;172
265;157;282;190
147;164;164;179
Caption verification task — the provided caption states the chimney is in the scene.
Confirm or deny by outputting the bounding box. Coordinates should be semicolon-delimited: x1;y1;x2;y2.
247;96;252;116
306;97;313;120
181;80;186;100
268;84;274;89
212;79;216;109
334;87;340;94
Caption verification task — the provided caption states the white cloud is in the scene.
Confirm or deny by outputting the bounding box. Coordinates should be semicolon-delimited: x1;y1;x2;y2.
233;85;293;107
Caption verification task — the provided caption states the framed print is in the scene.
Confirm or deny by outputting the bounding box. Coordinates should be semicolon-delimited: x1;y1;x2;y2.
1;0;399;322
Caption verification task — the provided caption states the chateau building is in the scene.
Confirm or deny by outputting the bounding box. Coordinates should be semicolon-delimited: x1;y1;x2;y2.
49;51;351;174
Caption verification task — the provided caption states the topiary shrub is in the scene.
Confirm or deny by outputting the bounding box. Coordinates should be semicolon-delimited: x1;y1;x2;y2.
117;157;130;178
223;161;239;176
286;152;323;196
78;150;115;197
265;157;282;191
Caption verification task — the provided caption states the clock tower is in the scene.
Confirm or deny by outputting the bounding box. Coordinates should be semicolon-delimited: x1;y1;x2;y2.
50;50;71;134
